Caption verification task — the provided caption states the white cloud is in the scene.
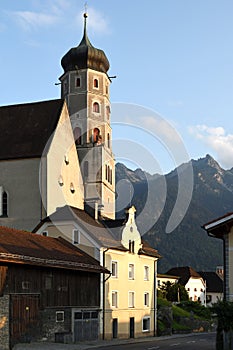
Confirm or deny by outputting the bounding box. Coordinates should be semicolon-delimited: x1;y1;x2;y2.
9;0;69;31
189;124;233;169
12;11;59;30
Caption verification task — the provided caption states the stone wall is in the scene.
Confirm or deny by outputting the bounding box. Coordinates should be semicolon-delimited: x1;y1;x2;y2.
0;295;9;350
40;307;72;343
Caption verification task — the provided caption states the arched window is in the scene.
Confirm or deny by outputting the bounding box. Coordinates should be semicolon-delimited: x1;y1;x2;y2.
107;133;110;148
74;127;81;145
93;102;100;113
93;128;100;143
105;164;108;180
2;191;8;217
94;78;99;88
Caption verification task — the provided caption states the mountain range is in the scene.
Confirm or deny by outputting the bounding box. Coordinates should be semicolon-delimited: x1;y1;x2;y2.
115;154;233;273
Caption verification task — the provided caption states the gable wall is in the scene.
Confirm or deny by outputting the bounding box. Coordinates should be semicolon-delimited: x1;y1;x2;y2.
0;158;42;230
46;104;84;215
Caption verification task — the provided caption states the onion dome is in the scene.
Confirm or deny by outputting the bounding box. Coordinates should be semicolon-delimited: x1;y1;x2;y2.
61;13;110;74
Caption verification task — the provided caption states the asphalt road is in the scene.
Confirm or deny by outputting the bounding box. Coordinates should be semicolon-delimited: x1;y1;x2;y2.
92;333;216;350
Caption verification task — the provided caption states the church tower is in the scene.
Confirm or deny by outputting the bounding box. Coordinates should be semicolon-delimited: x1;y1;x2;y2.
60;13;115;219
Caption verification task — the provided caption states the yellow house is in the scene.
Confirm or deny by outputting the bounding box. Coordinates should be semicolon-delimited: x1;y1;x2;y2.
203;213;233;301
34;205;161;340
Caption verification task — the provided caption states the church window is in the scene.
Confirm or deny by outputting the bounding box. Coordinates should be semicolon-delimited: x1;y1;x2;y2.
93;78;99;88
106;105;110;118
76;77;81;87
93;128;100;143
93;102;100;113
84;161;89;178
2;191;8;217
70;183;75;194
106;85;108;94
107;133;110;148
74;127;81;145
105;164;108;180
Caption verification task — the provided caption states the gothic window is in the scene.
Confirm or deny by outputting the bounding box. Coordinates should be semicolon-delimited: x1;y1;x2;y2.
2;191;8;217
93;102;100;113
93;78;99;88
74;127;81;145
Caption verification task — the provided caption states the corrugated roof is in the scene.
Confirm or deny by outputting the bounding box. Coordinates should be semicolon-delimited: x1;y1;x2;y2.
0;99;64;160
0;226;106;273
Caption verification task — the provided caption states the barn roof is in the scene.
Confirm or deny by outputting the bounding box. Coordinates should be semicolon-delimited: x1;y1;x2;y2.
0;226;106;273
0;99;64;160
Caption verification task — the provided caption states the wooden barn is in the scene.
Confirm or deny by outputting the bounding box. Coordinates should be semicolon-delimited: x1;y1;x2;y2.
0;226;108;350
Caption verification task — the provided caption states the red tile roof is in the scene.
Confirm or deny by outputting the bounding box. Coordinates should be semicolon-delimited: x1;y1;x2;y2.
0;226;107;273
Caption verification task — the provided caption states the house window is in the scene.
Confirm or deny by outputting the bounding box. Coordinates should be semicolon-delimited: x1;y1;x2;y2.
129;291;135;308
56;311;64;322
93;102;100;113
142;317;150;332
76;77;81;87
45;275;52;290
2;191;8;217
144;266;149;281
42;231;48;237
111;261;118;278
144;292;149;307
129;240;135;253
129;264;134;280
112;291;118;308
93;78;99;88
73;230;80;244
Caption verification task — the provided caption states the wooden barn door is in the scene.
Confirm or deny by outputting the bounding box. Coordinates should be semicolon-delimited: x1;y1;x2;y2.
10;294;40;347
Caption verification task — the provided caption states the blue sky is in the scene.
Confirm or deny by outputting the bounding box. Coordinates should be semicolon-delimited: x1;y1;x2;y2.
1;0;233;174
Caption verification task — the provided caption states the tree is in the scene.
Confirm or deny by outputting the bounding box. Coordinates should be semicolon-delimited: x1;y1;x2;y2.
166;283;189;302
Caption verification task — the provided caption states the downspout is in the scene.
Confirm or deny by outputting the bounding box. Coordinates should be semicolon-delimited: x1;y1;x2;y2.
223;237;227;301
153;259;157;337
102;248;111;340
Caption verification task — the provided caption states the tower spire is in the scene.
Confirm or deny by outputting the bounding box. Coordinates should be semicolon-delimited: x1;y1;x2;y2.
80;9;92;47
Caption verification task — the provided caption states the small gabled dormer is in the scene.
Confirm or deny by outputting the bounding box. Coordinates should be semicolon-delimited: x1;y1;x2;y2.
121;206;142;253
